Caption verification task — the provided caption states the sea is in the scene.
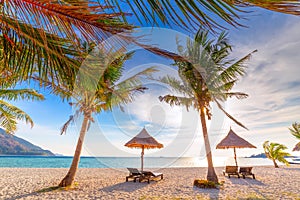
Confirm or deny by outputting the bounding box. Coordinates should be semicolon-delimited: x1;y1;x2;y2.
0;156;291;168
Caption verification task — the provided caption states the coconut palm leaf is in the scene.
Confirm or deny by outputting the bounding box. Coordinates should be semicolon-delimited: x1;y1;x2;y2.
238;0;300;16
105;0;300;31
0;88;44;133
0;89;44;101
214;99;248;129
289;122;300;140
104;0;244;31
0;18;83;86
0;0;134;85
1;0;133;43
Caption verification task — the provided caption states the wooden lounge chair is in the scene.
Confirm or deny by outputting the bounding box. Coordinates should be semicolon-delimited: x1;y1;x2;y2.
126;168;143;182
139;171;163;184
223;166;240;178
239;167;255;179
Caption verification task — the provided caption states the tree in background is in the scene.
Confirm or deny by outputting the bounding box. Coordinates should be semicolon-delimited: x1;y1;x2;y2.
263;141;290;168
159;28;255;183
40;46;156;187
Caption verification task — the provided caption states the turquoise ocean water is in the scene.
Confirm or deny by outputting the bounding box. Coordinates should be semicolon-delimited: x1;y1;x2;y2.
0;156;281;168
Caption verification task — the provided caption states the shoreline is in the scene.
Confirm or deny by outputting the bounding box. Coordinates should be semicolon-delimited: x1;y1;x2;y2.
1;166;299;199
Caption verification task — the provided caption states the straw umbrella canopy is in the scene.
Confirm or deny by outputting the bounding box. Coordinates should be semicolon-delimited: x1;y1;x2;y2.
293;142;300;151
125;127;163;171
216;128;256;167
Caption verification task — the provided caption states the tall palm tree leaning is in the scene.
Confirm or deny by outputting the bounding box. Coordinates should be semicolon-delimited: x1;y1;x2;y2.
263;141;290;168
158;29;256;183
289;122;300;151
42;46;156;187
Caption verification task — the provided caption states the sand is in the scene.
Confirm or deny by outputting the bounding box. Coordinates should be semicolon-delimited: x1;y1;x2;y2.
0;165;299;200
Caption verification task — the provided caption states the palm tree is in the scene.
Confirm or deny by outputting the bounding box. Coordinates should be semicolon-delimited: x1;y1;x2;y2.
158;29;255;183
40;47;156;187
263;141;290;168
289;122;300;151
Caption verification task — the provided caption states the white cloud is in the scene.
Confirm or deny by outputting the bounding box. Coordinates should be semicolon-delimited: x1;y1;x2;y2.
222;15;300;156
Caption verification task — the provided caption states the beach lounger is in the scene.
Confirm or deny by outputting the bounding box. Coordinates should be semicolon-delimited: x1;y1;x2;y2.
239;167;255;179
126;168;143;182
139;171;163;184
223;166;240;178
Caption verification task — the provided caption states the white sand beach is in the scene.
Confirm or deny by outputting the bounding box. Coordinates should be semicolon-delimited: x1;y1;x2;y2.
0;165;299;200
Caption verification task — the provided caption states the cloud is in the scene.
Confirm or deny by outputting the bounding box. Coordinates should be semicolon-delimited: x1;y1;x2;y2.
223;15;300;154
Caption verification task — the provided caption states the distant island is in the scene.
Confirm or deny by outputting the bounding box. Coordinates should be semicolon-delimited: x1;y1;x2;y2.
0;128;54;156
247;153;267;158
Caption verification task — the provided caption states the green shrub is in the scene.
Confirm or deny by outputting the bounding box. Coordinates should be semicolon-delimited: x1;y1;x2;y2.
193;179;217;189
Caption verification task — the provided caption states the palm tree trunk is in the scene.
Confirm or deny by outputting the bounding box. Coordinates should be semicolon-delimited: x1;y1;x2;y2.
272;159;279;168
59;114;90;187
199;107;218;183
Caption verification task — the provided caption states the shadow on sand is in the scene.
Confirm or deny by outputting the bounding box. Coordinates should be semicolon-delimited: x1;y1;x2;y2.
100;181;151;193
6;186;61;200
226;177;265;186
193;186;220;199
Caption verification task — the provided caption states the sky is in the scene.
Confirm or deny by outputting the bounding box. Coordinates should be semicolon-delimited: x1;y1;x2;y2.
11;6;300;160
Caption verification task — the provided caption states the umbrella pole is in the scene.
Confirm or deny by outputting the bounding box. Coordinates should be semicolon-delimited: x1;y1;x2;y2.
141;146;144;171
233;147;238;167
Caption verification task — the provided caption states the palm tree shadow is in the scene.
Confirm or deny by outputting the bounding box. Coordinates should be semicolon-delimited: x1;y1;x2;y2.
227;178;265;186
6;186;61;200
100;181;149;193
282;166;300;171
193;187;220;199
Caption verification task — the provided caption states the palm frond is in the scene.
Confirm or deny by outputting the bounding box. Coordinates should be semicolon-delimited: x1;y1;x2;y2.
156;75;192;96
214;99;248;130
0;99;34;133
159;95;195;111
217;50;257;83
2;0;133;43
61;115;75;135
289;122;300;139
239;0;300;16
104;0;245;31
0;89;44;101
0;18;82;85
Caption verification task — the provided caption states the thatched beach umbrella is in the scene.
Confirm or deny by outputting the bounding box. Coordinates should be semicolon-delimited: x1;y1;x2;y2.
293;142;300;151
216;128;256;167
125;127;163;171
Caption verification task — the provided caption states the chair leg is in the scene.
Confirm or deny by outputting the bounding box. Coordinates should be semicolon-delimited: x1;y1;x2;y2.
253;174;255;179
242;175;245;179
